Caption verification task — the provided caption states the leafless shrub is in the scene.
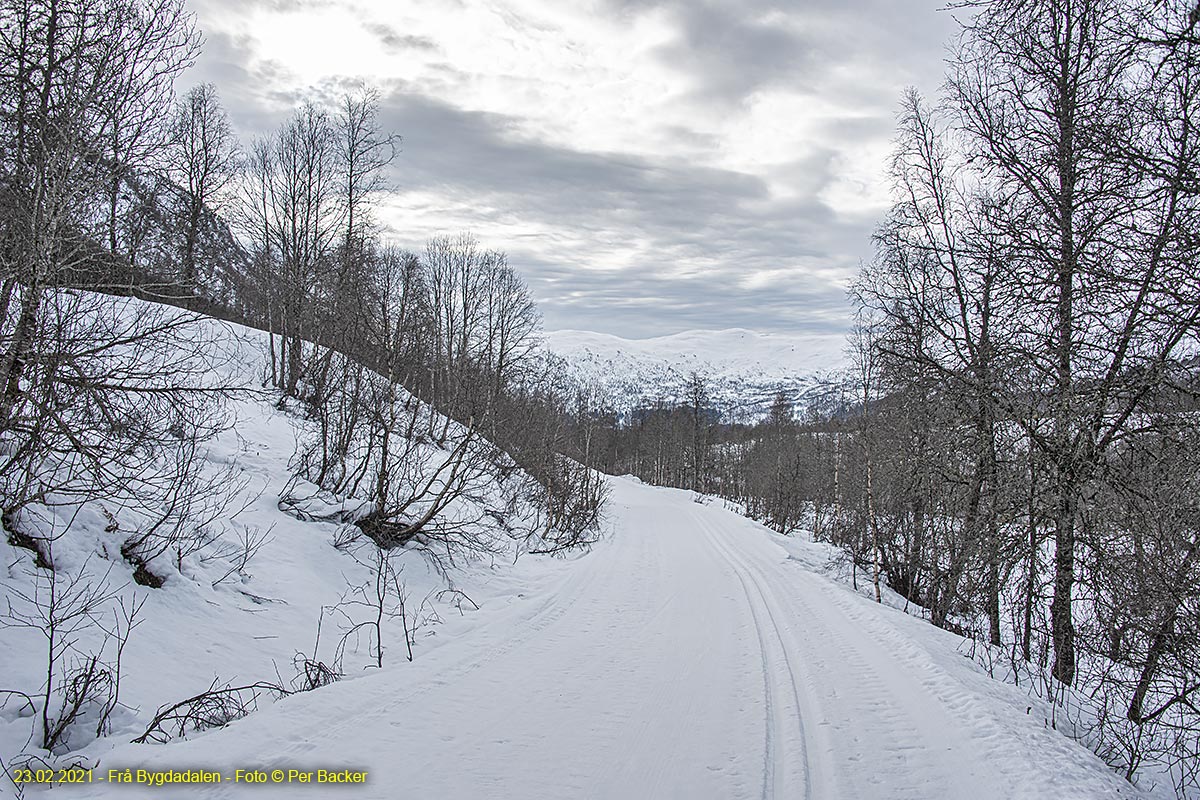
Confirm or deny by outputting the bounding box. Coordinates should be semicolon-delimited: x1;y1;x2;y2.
331;523;362;551
207;524;274;588
44;656;113;751
290;654;340;693
2;294;239;546
330;548;414;667
436;588;479;616
288;607;343;692
525;459;608;555
93;596;144;738
1;553;142;753
119;454;252;587
133;679;291;744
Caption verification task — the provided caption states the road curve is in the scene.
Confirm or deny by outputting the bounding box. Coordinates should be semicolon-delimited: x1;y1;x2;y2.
72;476;1142;800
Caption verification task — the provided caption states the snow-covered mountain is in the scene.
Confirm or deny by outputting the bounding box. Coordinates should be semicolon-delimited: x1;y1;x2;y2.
546;328;847;422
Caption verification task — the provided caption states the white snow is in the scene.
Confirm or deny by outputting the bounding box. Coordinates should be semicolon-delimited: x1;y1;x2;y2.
46;479;1146;800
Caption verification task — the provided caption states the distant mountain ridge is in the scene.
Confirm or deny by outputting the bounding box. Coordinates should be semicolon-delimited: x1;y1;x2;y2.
545;328;846;422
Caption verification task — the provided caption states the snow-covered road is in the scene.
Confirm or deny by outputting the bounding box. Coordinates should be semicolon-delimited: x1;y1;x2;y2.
73;477;1141;799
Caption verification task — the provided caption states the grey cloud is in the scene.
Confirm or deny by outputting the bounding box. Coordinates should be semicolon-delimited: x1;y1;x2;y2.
660;124;723;152
183;0;956;339
604;0;955;107
376;89;867;337
652;6;820;104
812;115;896;145
379;89;766;215
525;256;851;338
362;22;438;53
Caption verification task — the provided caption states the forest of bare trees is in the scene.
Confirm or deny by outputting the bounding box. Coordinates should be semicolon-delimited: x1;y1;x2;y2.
583;0;1200;794
0;0;606;560
233;92;605;554
846;4;1200;789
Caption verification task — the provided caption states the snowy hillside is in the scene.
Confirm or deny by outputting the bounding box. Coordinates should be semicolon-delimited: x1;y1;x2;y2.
546;328;846;421
0;295;578;784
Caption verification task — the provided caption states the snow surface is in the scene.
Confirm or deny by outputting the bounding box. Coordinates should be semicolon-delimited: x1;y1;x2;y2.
545;328;845;421
51;479;1145;800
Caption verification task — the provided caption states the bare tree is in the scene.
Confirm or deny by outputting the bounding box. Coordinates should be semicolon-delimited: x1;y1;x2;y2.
336;85;398;288
169;82;238;300
1;551;143;753
0;0;219;521
245;104;343;396
949;0;1200;686
98;0;200;270
332;547;413;668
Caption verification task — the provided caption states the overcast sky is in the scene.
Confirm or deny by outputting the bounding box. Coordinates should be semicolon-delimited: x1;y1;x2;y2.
183;0;959;339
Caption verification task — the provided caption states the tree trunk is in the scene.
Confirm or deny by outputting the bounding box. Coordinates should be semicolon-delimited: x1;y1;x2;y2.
1050;486;1077;685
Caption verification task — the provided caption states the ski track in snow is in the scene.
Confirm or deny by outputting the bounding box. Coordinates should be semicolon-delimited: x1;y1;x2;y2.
67;477;1145;800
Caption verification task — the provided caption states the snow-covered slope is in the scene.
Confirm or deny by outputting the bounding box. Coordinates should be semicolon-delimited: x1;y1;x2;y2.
0;296;567;780
61;477;1149;799
546;328;845;422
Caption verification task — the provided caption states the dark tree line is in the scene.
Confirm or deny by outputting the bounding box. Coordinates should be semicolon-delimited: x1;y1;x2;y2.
0;0;231;563
733;1;1200;792
230;91;605;553
808;0;1200;792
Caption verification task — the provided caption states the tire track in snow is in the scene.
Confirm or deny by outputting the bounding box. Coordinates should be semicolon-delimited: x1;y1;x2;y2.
693;511;823;800
787;569;1143;799
733;534;993;799
715;517;1140;800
